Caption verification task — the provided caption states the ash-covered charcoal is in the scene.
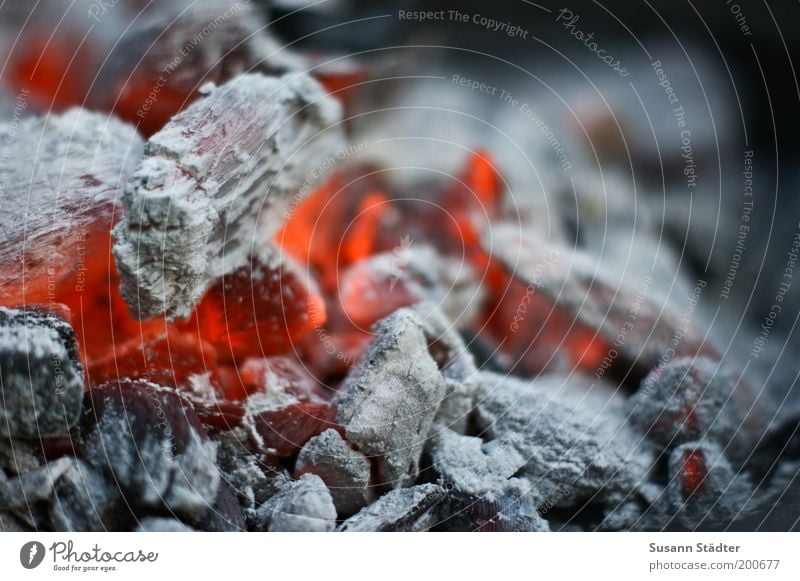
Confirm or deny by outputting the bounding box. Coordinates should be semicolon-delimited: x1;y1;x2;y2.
666;441;753;530
48;457;128;532
337;309;447;487
295;428;374;517
481;224;707;378
102;0;304;136
0;109;143;307
113;72;343;321
426;428;547;531
428;428;525;497
79;381;219;518
135;517;195;532
339;483;448;532
0;307;84;438
474;371;654;507
630;356;766;461
410;302;479;433
253;473;336;532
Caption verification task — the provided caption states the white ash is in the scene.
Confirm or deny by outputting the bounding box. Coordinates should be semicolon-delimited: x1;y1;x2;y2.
410;302;478;433
631;357;765;462
253;473;336;532
0;307;84;438
135;517;195;532
0;109;143;302
337;309;446;487
295;429;374;517
113;72;343;320
338;483;448;532
666;441;754;530
474;371;654;507
79;381;219;518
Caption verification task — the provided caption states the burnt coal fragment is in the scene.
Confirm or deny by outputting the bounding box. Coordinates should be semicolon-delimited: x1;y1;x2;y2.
339;483;448;532
78;381;219;518
253;473;336;532
295;429;374;517
337;309;446;487
113;72;343;321
0;307;84;438
666;441;753;530
630;356;766;461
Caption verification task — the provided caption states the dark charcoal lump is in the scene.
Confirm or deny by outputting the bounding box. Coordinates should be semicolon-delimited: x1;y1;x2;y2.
0;306;84;438
78;380;219;518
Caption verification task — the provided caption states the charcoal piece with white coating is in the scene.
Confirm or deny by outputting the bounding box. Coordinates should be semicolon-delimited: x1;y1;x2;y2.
337;309;446;487
295;428;374;517
0;307;84;438
113;72;343;320
253;473;336;532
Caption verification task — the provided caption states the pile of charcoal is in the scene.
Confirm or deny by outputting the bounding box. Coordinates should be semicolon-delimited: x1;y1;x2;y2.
1;0;799;532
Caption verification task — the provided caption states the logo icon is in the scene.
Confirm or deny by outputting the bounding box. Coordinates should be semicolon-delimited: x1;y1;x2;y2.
20;541;45;569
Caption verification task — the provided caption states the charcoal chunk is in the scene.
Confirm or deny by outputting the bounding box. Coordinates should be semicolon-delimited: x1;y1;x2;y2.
666;441;753;530
79;381;219;517
0;307;84;438
113;72;343;320
253;473;336;532
339;484;447;532
631;356;765;460
337;309;446;487
295;429;374;517
0;110;143;307
474;371;654;506
428;428;526;497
